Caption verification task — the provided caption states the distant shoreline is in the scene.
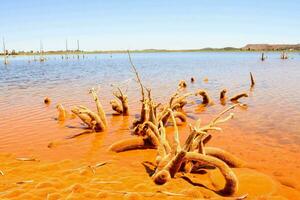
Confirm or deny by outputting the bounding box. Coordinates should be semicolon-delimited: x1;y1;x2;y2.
1;49;300;56
1;43;300;56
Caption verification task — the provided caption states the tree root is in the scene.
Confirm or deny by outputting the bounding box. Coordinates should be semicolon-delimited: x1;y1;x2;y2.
173;111;187;123
230;93;248;102
220;89;227;105
195;89;213;105
152;151;238;196
56;104;67;121
205;147;246;168
250;72;255;88
110;100;123;114
220;89;227;101
178;80;187;89
71;89;107;131
79;107;106;131
111;87;129;115
89;88;107;126
191;77;195;83
185;152;238;195
110;53;245;196
109;137;155;152
44;97;51;105
71;107;93;128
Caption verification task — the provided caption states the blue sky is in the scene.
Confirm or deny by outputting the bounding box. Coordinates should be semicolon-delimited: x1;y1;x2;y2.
0;0;299;51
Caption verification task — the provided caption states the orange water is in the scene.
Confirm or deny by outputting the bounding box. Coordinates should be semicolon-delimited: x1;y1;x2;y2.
1;52;300;198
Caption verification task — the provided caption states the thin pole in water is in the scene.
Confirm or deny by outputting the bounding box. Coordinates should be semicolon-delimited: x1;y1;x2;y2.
65;39;68;59
2;37;8;65
77;39;80;59
39;40;45;62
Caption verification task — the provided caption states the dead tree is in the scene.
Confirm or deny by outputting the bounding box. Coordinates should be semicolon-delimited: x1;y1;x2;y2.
127;51;189;134
110;105;244;196
127;51;148;128
110;87;129;115
151;105;243;196
71;88;107;132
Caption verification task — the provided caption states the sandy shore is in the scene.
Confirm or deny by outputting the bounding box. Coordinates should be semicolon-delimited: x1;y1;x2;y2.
1;141;300;200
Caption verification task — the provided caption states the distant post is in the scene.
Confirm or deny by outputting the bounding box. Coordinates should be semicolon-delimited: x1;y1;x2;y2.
2;37;8;65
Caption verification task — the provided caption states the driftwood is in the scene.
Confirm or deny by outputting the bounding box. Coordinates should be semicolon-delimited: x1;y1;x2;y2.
178;80;187;89
261;53;265;61
250;72;255;88
110;104;244;196
230;93;248;102
109;52;245;195
128;51;147;128
127;51;189;135
191;77;195;83
111;94;190;149
56;104;67;121
151;105;242;196
220;89;227;106
110;87;129;115
71;88;107;132
195;89;213;105
220;89;227;101
44;97;51;105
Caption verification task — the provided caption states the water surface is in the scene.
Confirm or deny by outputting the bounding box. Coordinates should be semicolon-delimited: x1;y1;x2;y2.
0;52;300;181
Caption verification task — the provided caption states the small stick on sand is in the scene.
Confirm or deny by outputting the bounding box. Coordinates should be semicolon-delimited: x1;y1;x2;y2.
95;189;187;197
157;191;186;196
0;170;4;176
16;157;39;162
94;161;109;168
16;180;34;184
90;181;122;184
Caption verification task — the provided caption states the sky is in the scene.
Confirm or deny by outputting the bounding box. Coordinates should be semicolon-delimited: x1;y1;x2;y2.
0;0;299;51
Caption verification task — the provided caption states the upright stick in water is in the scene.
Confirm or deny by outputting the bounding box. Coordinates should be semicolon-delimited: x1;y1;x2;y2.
250;72;255;88
111;87;129;115
56;104;66;121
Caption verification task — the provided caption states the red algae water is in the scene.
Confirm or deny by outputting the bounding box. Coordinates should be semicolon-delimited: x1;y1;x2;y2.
0;52;300;199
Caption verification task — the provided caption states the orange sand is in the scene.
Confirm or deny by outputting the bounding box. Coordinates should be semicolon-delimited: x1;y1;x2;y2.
0;149;299;200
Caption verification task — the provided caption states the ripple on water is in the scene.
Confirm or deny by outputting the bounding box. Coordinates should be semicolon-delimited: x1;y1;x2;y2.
0;52;300;155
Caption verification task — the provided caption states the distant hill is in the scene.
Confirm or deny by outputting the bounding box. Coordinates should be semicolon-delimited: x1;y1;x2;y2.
2;44;300;56
242;44;300;51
